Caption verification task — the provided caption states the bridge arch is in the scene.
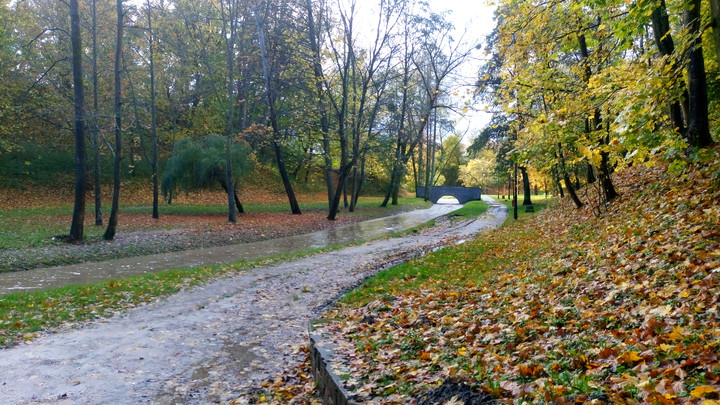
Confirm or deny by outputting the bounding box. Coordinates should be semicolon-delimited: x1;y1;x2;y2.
416;186;482;204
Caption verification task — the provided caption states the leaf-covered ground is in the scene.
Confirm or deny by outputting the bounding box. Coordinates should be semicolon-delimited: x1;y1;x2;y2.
267;153;720;404
0;190;428;271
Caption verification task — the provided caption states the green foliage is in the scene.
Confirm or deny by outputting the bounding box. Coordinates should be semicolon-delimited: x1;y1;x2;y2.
161;134;252;198
486;0;718;199
459;150;498;189
0;145;80;188
437;134;465;186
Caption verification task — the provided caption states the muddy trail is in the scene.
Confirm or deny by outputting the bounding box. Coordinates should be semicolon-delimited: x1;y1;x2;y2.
0;199;507;404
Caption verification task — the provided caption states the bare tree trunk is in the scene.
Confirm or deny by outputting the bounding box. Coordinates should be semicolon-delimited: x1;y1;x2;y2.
69;0;86;242
304;0;334;213
147;0;159;219
104;0;124;241
579;33;617;202
220;182;244;213
350;154;365;211
223;0;238;223
552;166;565;198
254;6;301;215
91;0;102;226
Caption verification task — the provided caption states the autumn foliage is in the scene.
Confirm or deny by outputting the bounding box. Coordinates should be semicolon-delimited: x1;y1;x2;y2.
285;153;720;404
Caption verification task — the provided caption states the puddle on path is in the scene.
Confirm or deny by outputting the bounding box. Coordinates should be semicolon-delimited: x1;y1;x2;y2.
0;204;461;294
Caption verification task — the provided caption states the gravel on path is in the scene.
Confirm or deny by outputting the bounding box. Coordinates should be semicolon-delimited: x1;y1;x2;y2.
0;198;507;404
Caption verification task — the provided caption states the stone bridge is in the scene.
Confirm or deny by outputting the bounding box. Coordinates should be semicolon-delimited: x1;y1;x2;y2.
416;186;482;204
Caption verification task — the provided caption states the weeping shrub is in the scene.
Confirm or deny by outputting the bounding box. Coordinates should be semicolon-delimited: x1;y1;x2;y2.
162;134;252;209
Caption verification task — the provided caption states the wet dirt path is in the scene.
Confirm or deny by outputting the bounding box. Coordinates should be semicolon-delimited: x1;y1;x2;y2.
0;199;506;404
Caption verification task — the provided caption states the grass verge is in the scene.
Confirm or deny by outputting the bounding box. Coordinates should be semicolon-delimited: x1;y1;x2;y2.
447;200;490;219
304;160;720;404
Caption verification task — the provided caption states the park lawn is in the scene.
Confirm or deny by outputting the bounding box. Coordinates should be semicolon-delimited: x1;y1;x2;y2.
270;153;720;403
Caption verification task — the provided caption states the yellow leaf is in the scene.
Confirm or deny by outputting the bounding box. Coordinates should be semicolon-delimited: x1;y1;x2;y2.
667;326;684;341
458;347;468;356
617;351;643;364
691;386;716;398
659;344;673;352
701;401;719;405
679;291;690;298
650;305;672;317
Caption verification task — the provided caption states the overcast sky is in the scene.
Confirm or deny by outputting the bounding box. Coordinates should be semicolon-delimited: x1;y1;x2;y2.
424;0;497;137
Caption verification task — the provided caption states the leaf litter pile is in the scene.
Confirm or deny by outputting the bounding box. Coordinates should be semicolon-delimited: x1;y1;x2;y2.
265;155;720;404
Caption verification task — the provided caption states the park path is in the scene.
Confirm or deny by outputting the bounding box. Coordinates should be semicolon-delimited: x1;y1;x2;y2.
0;198;506;404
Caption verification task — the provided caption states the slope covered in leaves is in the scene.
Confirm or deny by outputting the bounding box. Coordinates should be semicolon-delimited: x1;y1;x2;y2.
302;153;720;404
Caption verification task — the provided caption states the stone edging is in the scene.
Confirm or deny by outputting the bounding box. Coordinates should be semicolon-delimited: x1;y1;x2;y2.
309;326;359;405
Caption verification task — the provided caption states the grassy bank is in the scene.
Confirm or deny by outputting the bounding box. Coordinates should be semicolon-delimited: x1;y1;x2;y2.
295;156;720;404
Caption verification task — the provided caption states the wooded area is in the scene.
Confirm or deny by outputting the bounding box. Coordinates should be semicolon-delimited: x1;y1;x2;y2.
0;0;718;241
0;0;481;242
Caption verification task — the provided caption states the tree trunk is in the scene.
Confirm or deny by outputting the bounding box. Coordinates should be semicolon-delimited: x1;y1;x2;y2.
579;33;618;202
651;0;688;136
69;0;86;242
104;0;124;241
254;7;301;215
147;0;159;220
684;0;714;148
221;181;244;213
91;0;102;226
711;0;720;62
552;166;565;198
303;0;334;213
520;166;532;206
350;155;365;211
223;1;238;223
557;143;583;209
585;161;596;184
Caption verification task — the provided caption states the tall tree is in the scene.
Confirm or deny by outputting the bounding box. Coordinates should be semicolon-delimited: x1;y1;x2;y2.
146;0;160;219
103;0;124;240
683;0;713;148
69;0;86;242
221;0;241;222
90;0;103;226
253;1;301;215
304;0;334;213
